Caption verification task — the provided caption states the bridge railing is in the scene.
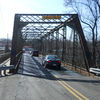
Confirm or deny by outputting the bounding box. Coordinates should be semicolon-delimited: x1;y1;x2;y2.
10;51;23;73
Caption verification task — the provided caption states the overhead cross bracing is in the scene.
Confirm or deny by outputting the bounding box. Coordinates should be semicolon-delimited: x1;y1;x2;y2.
17;14;75;40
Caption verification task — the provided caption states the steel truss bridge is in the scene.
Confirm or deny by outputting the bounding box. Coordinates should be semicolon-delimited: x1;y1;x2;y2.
10;14;93;72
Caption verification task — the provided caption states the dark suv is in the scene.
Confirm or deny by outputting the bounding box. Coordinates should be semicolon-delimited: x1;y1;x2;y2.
32;50;39;57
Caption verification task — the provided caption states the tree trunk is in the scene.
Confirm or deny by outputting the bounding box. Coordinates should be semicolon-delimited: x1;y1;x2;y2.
92;29;96;67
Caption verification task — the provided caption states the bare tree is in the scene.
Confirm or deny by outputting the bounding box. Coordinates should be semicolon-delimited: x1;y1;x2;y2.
64;0;100;67
94;0;100;14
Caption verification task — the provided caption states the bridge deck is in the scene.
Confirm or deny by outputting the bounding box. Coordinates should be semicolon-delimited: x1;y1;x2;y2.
0;53;100;100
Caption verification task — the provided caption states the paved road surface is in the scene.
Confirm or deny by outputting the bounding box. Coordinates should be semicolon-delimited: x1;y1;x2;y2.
0;53;100;100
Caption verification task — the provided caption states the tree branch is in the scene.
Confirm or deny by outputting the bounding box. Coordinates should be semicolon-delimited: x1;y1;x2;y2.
81;19;93;30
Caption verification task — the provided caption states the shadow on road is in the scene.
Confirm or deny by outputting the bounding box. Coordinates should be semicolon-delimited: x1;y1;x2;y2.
18;57;100;84
17;56;56;80
1;56;100;85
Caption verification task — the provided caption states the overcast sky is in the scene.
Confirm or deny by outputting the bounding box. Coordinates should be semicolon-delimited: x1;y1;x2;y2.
0;0;66;39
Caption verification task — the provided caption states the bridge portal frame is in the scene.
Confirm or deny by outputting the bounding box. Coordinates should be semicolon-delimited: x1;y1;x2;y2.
11;14;92;72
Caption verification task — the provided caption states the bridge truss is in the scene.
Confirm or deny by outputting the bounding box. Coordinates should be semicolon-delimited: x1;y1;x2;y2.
11;14;93;72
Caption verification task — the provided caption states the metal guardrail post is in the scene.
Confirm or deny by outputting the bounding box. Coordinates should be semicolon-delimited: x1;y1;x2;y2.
3;65;6;76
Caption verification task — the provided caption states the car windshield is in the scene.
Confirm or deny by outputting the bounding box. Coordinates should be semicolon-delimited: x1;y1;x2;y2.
47;55;59;59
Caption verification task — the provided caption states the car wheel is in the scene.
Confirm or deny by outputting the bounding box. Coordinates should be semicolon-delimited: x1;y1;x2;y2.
58;65;61;70
42;63;44;66
44;63;48;68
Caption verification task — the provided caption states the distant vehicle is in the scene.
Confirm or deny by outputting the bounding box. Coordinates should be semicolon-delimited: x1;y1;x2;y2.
32;50;39;57
42;55;61;70
23;47;34;54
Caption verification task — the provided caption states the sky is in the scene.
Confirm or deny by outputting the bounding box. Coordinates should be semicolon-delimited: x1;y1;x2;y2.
0;0;66;39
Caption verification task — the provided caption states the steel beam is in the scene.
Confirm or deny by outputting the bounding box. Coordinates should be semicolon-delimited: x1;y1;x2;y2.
62;26;66;60
73;15;93;71
10;15;20;66
56;30;59;55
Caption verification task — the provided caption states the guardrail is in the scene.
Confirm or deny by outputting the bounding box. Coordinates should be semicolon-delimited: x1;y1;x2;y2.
89;68;100;76
0;65;14;76
0;51;22;76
